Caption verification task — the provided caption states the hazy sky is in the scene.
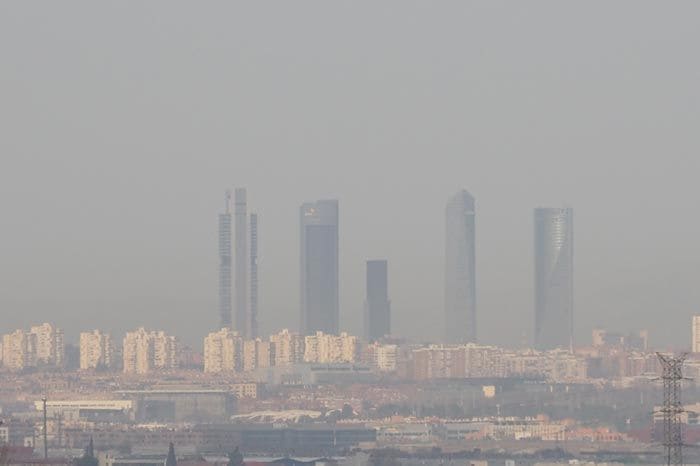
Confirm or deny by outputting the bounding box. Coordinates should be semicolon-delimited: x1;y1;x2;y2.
1;2;699;349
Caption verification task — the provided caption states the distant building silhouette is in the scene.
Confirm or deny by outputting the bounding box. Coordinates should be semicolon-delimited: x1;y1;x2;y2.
234;188;249;338
218;191;232;329
444;190;477;343
250;212;259;339
534;207;574;350
299;200;339;335
364;260;390;341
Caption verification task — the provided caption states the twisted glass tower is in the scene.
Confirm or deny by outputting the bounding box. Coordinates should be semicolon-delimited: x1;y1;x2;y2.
444;190;476;343
534;207;573;350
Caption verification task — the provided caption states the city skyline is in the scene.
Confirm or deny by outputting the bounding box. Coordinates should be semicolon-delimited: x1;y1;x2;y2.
3;2;700;349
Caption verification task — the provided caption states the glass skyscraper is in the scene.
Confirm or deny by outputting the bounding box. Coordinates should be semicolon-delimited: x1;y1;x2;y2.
234;188;249;338
365;259;390;342
300;200;339;335
534;207;573;350
444;190;476;343
218;192;232;329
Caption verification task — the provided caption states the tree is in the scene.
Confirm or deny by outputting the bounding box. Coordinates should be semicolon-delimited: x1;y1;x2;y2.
165;443;177;466
341;403;354;419
227;447;244;466
73;438;98;466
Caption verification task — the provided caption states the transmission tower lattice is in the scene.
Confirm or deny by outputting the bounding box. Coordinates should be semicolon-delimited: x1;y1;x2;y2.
657;352;687;466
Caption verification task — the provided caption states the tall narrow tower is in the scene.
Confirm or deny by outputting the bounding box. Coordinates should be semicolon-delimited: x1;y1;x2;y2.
365;260;390;342
250;212;259;339
657;353;687;466
300;200;339;335
534;207;574;350
218;192;232;328
444;190;477;343
234;188;249;337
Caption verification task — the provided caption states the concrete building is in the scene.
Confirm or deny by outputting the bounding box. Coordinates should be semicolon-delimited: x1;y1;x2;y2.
34;399;133;422
203;327;241;373
1;323;63;370
79;330;115;370
364;342;398;372
300;200;339;335
117;389;235;422
269;329;304;366
219;191;233;329
364;259;391;342
30;323;64;367
235;187;249;338
303;331;357;364
242;338;273;372
445;190;477;343
2;329;36;370
534;207;574;350
123;328;178;374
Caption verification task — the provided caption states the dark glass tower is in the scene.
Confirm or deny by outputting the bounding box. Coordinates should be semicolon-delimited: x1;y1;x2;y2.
300;200;339;335
364;260;390;342
444;190;476;343
534;207;574;350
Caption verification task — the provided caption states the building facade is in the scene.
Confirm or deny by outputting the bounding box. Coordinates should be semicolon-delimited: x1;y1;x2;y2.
234;187;249;338
300;200;339;335
534;207;574;350
303;331;357;364
123;328;178;374
269;329;304;366
219;191;233;328
365;259;390;341
445;190;477;343
79;330;115;370
250;212;259;338
203;327;241;373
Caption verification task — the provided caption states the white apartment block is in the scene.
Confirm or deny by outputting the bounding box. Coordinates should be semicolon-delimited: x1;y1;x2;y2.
2;323;63;370
269;329;304;366
2;330;36;370
203;328;241;373
123;328;178;374
242;338;273;372
30;323;64;367
304;331;358;364
79;330;115;370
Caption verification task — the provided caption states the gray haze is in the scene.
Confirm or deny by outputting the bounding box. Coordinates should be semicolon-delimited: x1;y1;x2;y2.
1;2;699;348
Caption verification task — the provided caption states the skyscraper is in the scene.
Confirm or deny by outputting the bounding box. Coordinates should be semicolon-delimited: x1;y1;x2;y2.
249;212;259;339
218;192;232;328
300;200;339;335
444;190;476;343
534;207;574;350
234;188;249;337
365;259;390;342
